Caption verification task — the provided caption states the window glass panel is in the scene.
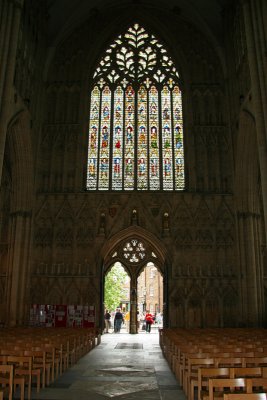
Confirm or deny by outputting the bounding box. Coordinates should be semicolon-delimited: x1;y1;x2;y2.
98;86;111;189
161;85;173;190
149;85;160;190
173;85;185;189
137;85;148;190
124;86;135;190
112;86;124;190
87;86;100;189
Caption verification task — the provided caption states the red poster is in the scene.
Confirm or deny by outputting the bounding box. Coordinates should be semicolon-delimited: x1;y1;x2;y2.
55;305;67;327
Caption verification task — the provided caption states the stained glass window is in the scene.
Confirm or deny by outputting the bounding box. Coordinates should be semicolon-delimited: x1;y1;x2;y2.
87;23;185;191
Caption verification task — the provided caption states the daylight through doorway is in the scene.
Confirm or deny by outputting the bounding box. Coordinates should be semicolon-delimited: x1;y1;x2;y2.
104;262;130;333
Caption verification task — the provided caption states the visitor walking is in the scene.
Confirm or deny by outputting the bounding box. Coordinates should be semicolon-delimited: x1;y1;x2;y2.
114;308;124;333
145;310;154;333
104;309;111;333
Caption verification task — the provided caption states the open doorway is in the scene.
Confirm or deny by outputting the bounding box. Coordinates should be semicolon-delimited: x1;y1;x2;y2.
101;226;167;334
137;262;163;333
104;261;130;333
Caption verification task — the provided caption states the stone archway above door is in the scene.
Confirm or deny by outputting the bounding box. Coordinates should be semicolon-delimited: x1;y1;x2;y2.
101;225;167;277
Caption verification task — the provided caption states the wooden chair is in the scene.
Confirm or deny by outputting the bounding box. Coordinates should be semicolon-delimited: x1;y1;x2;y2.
224;394;267;400
208;378;248;400
43;343;56;382
186;358;216;400
245;359;267;369
180;352;212;386
0;364;13;400
230;368;263;379
7;355;32;400
216;358;246;369
32;346;52;387
246;378;267;393
198;368;231;400
23;350;43;392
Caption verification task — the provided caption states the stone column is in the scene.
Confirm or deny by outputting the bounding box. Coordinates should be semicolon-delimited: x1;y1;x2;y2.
129;279;138;334
0;0;24;184
238;212;260;326
6;211;32;326
242;0;267;241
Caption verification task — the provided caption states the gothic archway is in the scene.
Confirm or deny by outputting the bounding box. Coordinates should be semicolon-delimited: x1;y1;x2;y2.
101;224;168;333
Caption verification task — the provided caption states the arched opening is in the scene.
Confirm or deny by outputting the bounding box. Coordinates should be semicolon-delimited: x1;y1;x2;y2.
104;261;130;333
137;262;163;332
101;224;168;334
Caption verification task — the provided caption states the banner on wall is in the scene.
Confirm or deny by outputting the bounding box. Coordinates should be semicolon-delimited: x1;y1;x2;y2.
29;304;95;328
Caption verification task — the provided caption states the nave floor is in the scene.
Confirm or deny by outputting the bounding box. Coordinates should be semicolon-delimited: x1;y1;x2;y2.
31;330;186;400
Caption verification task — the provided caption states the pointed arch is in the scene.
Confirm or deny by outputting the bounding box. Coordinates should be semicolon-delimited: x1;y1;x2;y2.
86;23;185;191
101;225;168;275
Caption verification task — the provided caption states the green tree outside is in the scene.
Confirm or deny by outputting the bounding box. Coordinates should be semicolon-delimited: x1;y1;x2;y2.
104;263;128;312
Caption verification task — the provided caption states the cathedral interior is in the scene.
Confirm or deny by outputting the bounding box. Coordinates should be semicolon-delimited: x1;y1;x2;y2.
0;0;266;330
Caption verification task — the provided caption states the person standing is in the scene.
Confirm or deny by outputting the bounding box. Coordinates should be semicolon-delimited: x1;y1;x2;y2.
124;310;130;332
145;310;153;333
104;309;111;333
114;308;124;333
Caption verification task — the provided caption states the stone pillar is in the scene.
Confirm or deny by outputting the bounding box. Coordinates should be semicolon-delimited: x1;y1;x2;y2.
0;0;24;184
6;211;32;326
238;212;261;326
129;279;138;334
242;0;267;242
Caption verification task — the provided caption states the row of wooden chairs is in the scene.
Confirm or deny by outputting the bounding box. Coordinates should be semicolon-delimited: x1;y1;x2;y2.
197;368;267;400
206;377;267;400
159;328;267;400
0;327;101;400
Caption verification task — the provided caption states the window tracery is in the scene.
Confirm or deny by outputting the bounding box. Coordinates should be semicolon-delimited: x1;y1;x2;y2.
87;23;184;191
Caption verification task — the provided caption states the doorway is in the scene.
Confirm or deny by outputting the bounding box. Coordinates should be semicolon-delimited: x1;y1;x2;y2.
137;262;163;332
104;262;130;332
101;225;168;334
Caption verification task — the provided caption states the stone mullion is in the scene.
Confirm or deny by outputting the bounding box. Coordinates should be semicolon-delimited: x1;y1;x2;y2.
242;0;267;244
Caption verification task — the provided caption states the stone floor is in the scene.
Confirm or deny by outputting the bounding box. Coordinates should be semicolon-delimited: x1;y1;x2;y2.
29;328;186;400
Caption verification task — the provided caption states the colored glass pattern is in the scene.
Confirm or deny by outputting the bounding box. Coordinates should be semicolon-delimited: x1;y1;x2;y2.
112;86;124;190
149;85;160;190
137;85;148;190
124;86;135;189
162;86;173;190
99;86;111;189
173;86;185;189
87;86;100;189
87;24;185;191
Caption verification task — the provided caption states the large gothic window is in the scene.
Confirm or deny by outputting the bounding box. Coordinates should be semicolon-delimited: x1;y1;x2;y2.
87;24;184;191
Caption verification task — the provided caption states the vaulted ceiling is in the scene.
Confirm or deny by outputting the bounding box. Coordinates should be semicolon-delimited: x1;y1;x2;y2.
46;0;230;46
